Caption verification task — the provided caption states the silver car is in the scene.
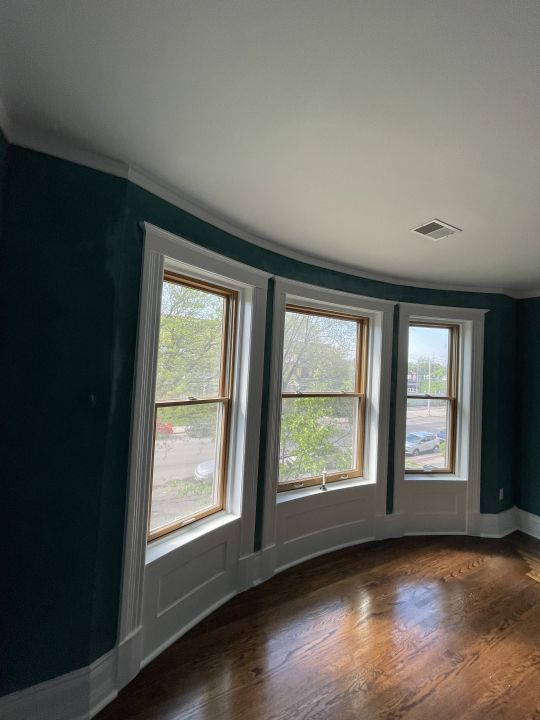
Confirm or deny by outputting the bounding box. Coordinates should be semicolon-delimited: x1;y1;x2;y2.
405;431;440;456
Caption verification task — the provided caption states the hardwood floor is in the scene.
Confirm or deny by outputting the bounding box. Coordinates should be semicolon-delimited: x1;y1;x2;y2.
98;533;540;720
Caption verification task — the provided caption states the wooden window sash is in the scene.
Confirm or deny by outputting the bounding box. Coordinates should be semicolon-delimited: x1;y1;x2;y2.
405;322;459;475
147;272;237;542
278;307;368;492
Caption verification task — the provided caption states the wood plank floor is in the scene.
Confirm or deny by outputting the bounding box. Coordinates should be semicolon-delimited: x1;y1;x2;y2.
98;533;540;720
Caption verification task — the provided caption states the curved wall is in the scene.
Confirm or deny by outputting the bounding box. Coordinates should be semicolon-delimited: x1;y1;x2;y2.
1;142;519;697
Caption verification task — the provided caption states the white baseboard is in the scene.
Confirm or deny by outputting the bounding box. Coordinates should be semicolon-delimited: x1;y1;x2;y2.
374;512;405;540
3;506;539;720
237;544;276;591
475;506;540;539
0;649;117;720
88;651;118;718
115;626;143;691
517;507;540;539
477;507;518;538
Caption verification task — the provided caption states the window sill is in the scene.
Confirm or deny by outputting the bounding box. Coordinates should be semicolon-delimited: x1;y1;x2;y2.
276;476;375;504
404;474;467;482
146;511;240;565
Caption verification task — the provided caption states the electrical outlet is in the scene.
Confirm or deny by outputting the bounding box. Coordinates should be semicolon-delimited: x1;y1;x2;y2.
499;488;504;501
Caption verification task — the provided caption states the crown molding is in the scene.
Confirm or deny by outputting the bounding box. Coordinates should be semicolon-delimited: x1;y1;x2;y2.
3;113;129;180
0;97;14;143
510;288;540;300
2;117;539;300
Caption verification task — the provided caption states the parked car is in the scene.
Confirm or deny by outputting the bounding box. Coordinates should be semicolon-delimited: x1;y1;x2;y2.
194;459;215;482
405;431;440;456
155;421;173;435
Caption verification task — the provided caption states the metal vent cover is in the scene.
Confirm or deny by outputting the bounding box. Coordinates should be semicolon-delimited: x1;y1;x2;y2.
411;219;462;241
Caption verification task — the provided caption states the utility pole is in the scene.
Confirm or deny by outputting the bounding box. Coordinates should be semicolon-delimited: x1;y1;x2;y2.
427;355;432;416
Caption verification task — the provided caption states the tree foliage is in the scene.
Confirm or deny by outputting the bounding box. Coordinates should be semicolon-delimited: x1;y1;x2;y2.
407;357;448;395
156;281;224;430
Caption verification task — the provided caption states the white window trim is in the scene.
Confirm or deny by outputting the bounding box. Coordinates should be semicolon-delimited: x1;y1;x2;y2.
261;277;394;552
393;303;487;518
117;222;269;681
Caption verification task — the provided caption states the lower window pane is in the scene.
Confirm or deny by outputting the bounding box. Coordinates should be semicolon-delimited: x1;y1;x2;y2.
279;396;358;485
405;399;450;471
150;403;223;534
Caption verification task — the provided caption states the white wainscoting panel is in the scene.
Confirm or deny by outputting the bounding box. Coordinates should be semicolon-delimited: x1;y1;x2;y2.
142;519;241;664
401;481;468;535
275;483;376;570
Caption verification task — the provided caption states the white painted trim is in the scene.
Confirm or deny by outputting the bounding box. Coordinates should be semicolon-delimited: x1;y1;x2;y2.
142;222;270;286
2;119;538;298
0;649;117;720
261;277;394;550
4;114;129;179
517;508;540;539
510;288;540;300
237;545;277;591
475;507;518;538
117;244;163;687
117;224;268;686
0;96;14;143
374;512;406;540
397;302;488;322
393;303;487;533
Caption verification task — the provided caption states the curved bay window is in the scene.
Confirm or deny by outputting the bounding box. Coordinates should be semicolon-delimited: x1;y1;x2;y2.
405;322;459;474
148;271;237;540
278;305;368;492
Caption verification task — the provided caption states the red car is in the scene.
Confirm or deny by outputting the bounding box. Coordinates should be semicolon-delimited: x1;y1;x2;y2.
155;421;173;435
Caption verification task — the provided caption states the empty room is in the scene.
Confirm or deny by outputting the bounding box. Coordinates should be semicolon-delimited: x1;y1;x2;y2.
1;2;540;719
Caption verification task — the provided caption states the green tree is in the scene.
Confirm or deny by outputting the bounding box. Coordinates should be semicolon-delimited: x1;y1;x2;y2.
408;357;447;395
155;282;224;430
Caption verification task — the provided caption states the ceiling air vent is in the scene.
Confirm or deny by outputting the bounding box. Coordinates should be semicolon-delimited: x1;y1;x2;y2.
411;219;462;241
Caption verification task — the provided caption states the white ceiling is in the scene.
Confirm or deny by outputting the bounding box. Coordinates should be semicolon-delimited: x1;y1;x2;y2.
1;1;540;293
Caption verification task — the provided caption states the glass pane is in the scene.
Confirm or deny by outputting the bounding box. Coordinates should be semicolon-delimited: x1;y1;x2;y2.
149;403;223;533
282;310;358;393
407;325;450;396
405;399;450;471
155;280;226;401
278;396;358;484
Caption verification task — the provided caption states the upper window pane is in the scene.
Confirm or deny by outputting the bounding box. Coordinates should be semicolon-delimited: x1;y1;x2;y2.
282;309;358;392
407;325;450;396
155;279;226;401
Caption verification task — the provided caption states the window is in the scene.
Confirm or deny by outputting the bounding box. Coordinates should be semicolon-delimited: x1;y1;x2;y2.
148;271;237;540
277;305;368;492
405;322;459;473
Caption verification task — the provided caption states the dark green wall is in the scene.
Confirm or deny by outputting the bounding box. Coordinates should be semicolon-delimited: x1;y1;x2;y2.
516;298;540;515
1;147;138;694
1;142;520;696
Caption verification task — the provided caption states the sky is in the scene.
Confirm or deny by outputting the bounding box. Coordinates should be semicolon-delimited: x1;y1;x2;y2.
408;326;449;363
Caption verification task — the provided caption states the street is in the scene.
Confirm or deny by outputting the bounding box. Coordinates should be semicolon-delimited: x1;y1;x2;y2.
150;433;216;531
